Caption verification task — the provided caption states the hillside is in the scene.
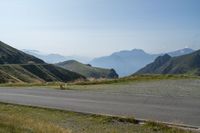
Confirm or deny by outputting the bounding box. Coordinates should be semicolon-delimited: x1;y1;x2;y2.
56;60;118;79
0;64;85;83
0;41;44;64
90;48;194;77
0;41;85;83
136;50;200;75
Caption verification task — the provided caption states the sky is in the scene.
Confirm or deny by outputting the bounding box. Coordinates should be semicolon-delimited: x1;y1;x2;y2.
0;0;200;57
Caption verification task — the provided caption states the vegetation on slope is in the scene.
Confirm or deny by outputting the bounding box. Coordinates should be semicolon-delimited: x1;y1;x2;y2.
69;74;198;86
0;64;85;83
57;60;118;79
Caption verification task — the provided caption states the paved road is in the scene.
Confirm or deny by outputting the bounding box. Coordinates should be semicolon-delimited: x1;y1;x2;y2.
0;87;200;127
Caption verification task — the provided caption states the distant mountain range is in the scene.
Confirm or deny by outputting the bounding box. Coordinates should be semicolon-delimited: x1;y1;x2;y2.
136;49;200;75
56;60;118;79
2;39;198;83
0;41;85;83
22;47;195;77
90;48;195;77
22;49;91;63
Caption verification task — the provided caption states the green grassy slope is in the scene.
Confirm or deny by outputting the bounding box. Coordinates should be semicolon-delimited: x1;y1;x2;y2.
57;60;118;79
0;64;85;83
136;50;200;75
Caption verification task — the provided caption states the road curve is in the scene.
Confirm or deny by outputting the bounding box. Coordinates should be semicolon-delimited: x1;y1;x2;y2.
0;87;200;127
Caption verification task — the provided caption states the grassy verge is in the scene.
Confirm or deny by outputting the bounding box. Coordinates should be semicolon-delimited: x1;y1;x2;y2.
71;74;199;85
0;82;62;88
0;74;199;88
54;74;200;90
0;103;195;133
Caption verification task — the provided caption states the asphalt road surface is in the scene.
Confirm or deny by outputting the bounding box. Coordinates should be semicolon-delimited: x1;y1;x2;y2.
0;84;200;127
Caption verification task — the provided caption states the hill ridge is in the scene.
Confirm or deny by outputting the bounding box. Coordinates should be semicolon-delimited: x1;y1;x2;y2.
135;49;200;75
56;60;118;79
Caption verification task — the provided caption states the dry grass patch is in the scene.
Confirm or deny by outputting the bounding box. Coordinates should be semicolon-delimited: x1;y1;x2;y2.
0;106;70;133
0;103;196;133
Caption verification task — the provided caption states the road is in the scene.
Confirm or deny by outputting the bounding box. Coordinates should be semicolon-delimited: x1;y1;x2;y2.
0;85;200;127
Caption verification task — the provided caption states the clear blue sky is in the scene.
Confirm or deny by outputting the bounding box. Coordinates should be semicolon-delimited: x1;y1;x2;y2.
0;0;200;57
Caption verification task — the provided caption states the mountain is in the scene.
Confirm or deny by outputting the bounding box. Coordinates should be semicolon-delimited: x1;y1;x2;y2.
168;48;194;57
0;41;44;64
56;60;118;79
0;41;85;83
136;50;200;75
23;49;91;63
135;54;172;74
90;49;158;77
90;48;194;77
22;49;67;63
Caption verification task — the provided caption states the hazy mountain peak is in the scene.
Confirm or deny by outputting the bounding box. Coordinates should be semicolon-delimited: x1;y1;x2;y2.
131;49;145;53
111;49;147;57
22;49;40;53
22;49;92;63
168;48;194;57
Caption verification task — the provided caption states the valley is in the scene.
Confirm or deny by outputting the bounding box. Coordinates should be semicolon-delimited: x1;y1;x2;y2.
1;0;200;132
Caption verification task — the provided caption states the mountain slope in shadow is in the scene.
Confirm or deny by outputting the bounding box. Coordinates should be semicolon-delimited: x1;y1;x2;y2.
136;50;200;75
0;41;85;83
